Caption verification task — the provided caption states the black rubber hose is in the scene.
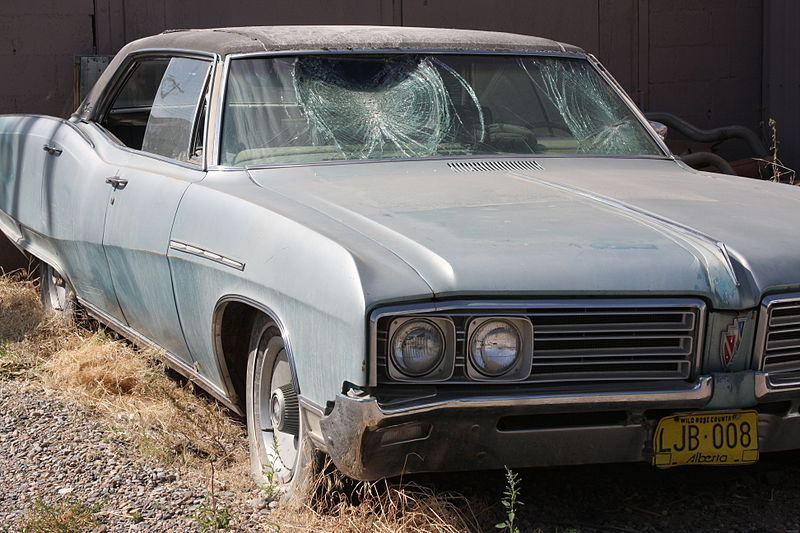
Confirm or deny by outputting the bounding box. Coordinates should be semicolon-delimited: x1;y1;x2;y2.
645;111;768;157
680;151;738;176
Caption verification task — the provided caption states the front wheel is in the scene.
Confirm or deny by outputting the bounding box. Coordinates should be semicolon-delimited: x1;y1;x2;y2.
246;314;316;502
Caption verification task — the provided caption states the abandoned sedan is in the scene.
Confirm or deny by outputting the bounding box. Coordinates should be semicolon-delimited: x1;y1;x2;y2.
2;25;800;496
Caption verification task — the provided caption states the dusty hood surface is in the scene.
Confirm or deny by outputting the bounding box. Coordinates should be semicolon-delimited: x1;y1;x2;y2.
249;158;800;309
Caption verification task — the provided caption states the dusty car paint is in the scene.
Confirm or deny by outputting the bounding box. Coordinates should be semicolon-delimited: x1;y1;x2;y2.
2;26;800;482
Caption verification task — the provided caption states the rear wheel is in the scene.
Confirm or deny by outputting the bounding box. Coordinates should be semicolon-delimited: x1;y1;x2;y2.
246;314;316;502
38;261;77;319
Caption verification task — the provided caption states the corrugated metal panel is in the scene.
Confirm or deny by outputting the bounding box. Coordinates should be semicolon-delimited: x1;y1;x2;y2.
763;0;800;173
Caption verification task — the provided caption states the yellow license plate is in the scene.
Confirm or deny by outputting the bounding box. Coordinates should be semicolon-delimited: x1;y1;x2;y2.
652;410;759;468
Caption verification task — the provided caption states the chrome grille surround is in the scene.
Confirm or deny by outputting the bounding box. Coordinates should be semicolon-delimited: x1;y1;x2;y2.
754;292;800;388
369;298;706;386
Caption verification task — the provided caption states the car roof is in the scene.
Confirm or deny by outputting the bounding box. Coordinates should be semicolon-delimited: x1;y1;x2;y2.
132;25;583;55
74;25;584;121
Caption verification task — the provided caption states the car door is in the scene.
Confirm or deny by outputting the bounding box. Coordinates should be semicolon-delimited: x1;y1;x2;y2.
95;54;213;366
40;122;127;322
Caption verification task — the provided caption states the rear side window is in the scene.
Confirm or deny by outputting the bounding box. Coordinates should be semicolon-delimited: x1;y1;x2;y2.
100;56;211;163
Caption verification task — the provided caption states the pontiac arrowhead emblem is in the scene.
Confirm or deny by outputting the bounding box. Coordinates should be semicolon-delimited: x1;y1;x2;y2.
721;317;747;367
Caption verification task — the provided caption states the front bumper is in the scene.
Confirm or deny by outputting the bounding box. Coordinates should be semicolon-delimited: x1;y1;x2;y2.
320;377;714;480
318;374;800;480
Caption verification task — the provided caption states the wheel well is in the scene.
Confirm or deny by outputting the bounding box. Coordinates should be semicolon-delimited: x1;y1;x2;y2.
215;300;260;414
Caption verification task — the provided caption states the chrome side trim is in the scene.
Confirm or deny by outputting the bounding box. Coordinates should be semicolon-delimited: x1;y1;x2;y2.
78;297;241;415
169;240;245;271
212;295;301;396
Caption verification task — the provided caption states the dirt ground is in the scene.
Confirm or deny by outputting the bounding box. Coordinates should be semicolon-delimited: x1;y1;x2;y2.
413;453;800;532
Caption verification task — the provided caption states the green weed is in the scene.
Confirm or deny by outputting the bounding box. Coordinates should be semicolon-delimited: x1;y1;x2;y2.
496;466;523;533
192;500;232;530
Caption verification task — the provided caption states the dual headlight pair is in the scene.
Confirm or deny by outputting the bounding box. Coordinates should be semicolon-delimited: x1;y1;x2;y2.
388;316;534;381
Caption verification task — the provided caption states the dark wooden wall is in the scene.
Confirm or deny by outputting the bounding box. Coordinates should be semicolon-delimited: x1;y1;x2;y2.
0;0;795;269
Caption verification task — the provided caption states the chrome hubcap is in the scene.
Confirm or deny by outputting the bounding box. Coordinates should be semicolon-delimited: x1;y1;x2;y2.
255;336;299;483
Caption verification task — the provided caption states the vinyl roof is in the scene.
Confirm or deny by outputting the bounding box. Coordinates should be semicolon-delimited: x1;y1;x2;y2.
134;25;583;55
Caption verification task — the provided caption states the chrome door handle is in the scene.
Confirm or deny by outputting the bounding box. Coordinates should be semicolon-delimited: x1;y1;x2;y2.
105;177;128;189
43;144;62;156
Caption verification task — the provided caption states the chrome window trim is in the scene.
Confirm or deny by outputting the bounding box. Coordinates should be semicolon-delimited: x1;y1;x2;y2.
89;48;218;123
206;55;226;170
212;53;233;168
585;53;672;158
194;55;218;171
214;50;670;169
368;298;707;387
88;122;207;171
206;153;674;173
753;292;800;389
89;48;219;170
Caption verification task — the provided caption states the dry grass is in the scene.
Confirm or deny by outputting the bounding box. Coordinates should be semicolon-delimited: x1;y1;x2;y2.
0;272;82;378
0;274;482;532
271;473;480;533
0;272;248;488
39;332;250;488
0;274;43;341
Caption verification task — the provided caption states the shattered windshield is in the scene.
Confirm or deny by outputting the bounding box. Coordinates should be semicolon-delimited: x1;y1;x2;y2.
220;54;662;166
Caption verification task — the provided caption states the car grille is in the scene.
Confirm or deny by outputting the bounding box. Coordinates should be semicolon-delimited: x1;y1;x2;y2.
760;296;800;386
374;299;704;385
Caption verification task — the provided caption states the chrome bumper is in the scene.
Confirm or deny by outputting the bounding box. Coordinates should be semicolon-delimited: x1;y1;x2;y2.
755;371;800;402
318;377;714;480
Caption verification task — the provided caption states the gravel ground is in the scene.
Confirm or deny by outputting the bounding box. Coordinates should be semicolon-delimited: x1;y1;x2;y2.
0;380;271;532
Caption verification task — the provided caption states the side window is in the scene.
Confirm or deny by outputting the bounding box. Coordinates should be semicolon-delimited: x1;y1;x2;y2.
100;56;211;163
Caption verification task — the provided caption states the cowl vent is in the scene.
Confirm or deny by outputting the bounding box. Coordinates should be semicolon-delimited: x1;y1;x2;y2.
447;159;544;173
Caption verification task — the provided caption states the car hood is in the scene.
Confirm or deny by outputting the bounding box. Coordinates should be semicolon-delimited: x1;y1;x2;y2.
249;157;800;309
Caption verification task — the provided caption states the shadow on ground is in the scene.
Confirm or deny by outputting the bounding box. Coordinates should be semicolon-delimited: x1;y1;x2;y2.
408;451;800;532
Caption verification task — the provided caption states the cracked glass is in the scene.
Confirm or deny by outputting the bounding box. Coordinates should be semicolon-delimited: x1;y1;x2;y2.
221;54;662;166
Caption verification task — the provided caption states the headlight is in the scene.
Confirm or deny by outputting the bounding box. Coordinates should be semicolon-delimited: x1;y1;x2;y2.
390;319;445;376
469;319;522;376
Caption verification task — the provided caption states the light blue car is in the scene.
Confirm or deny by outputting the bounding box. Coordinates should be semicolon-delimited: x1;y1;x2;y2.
1;25;798;497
